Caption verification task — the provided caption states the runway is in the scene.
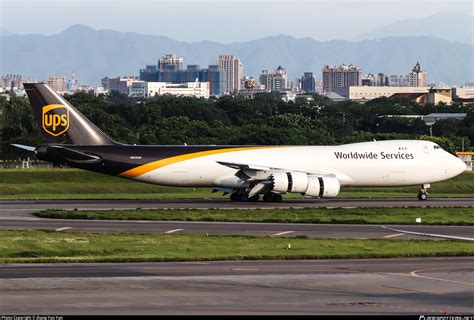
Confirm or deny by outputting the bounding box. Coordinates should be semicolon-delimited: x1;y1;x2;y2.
1;199;473;239
1;257;473;314
2;217;474;240
1;200;473;314
1;198;474;212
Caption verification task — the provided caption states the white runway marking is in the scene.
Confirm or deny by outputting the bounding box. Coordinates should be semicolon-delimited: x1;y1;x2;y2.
384;233;405;238
55;227;72;231
164;228;184;234
272;231;294;236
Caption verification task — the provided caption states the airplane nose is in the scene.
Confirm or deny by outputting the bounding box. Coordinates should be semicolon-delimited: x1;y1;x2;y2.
453;157;467;175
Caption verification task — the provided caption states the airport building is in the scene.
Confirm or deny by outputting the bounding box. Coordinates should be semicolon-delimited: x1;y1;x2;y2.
456;152;473;171
452;87;474;104
331;86;453;104
333;86;430;101
391;88;453;105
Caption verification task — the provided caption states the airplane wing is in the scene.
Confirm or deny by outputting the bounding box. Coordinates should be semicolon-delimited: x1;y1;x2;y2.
217;160;336;197
216;161;273;172
382;226;474;242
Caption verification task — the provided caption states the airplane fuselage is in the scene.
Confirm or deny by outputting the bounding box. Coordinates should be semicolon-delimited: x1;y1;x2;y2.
49;140;465;190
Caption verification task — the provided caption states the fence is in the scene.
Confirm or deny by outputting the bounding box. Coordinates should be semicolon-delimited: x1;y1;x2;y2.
0;158;54;169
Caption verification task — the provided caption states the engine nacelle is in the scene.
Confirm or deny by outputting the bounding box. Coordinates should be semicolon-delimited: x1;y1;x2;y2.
270;171;340;198
304;175;340;198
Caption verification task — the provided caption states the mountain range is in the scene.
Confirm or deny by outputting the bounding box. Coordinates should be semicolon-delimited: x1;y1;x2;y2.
1;24;473;86
356;12;473;45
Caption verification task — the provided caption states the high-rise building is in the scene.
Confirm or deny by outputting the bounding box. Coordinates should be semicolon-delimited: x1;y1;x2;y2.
389;75;410;87
409;62;428;87
259;70;271;91
362;73;389;87
1;74;23;90
301;72;316;92
272;66;288;92
258;66;289;92
315;79;323;94
290;78;301;93
105;76;139;94
139;63;227;96
200;65;227;97
322;64;362;92
158;54;184;71
47;76;67;93
218;54;243;93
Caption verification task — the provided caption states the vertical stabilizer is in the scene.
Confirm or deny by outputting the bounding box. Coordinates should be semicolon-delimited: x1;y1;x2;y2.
24;83;115;145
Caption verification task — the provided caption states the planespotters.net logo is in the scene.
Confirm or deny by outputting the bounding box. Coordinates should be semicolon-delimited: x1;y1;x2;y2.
419;316;474;320
42;104;69;136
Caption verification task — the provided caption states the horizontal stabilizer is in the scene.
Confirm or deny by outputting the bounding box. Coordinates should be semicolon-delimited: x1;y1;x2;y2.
11;144;36;152
50;145;101;163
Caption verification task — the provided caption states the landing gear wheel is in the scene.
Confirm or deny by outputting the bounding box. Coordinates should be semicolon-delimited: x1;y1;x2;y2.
263;193;273;202
417;184;430;201
248;194;259;202
263;193;282;202
418;192;428;201
230;193;240;202
230;192;251;202
272;194;282;202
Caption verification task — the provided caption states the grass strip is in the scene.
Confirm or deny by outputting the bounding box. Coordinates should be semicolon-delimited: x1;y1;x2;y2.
0;168;473;200
36;207;474;225
0;230;473;263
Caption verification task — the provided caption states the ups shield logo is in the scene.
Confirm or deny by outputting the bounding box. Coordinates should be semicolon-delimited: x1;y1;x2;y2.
42;104;70;136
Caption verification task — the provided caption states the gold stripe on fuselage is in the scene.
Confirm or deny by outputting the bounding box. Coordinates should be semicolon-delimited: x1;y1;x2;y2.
118;146;284;179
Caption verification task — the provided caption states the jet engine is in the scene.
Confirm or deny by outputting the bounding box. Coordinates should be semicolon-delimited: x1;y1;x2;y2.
270;171;340;198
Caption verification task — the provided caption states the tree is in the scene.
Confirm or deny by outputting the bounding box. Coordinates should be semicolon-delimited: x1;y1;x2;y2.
417;135;456;154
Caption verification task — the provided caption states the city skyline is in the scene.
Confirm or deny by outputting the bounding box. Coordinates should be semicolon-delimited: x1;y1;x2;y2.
3;28;471;86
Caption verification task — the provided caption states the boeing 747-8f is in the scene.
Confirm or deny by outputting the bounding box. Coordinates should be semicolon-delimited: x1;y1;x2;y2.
14;83;466;202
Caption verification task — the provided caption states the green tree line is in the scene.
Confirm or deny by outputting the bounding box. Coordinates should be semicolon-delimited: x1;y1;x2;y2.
1;91;473;160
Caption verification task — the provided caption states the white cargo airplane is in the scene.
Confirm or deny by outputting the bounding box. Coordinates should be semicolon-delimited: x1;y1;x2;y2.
15;83;467;202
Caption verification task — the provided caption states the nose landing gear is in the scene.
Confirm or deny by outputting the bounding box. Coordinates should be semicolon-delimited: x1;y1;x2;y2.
417;184;430;200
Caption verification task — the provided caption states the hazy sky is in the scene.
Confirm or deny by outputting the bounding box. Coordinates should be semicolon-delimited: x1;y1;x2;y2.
1;0;473;42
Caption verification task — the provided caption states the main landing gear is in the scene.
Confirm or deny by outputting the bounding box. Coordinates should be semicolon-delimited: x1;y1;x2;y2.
230;192;282;202
263;193;282;203
417;184;430;201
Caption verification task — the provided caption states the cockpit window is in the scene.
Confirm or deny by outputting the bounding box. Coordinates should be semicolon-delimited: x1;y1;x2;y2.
433;145;441;149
